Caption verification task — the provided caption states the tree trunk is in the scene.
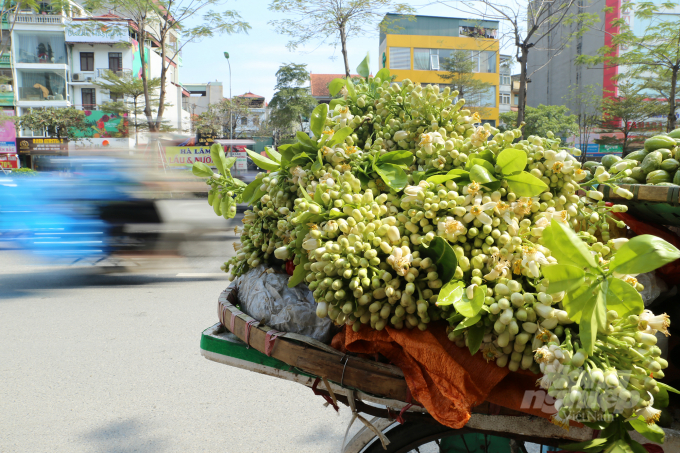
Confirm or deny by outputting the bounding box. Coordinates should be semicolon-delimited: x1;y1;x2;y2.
517;46;529;127
339;24;350;78
133;97;139;147
668;66;678;132
138;23;156;133
155;33;169;132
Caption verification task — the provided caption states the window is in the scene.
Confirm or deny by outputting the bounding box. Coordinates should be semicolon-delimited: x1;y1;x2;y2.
500;93;511;104
82;88;96;109
16;32;67;64
414;48;431;70
501;75;511;85
80;52;94;72
482;51;497;73
513;94;519;105
459;26;498;39
108;52;123;72
240;117;248;126
389;47;410;70
17;69;66;101
252;117;260;126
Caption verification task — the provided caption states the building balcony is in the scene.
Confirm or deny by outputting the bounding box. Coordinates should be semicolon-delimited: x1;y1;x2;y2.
95;68;132;79
12;13;68;25
0;90;13;106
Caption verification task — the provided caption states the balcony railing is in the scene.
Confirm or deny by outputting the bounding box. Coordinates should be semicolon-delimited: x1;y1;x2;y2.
73;104;99;111
96;68;132;79
13;13;67;25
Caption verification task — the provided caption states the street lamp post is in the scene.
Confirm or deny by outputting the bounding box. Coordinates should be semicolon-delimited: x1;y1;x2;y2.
224;52;232;152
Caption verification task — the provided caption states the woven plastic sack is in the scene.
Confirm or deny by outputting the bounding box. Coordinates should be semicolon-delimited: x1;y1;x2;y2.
234;266;334;343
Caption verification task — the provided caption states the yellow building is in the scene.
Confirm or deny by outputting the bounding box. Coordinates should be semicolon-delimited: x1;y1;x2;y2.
380;14;501;125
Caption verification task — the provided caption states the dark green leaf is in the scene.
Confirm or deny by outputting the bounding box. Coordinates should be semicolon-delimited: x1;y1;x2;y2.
541;264;586;293
543;219;598;269
469;164;497;185
559;438;609;452
192;161;214;178
580;288;606;355
280;144;299;162
328;78;346;96
241;174;264;204
418;237;458;284
265;147;281;163
476;149;496;164
246;149;279;171
505;171;549;197
496;148;527;175
296;131;318;151
605;277;644;319
291;152;312;163
582;421;610;430
628;440;650;453
659;382;680;394
356;52;370;78
446;313;464;324
288;256;309;288
654;386;669;409
296;225;309;249
454;284;486;318
378;150;414;167
375;67;391;82
310;103;329;139
436;280;464;307
628;416;665;444
453;314;481;331
609;235;680;275
603;439;634;453
467;325;484;355
374;162;408;191
327;126;354;147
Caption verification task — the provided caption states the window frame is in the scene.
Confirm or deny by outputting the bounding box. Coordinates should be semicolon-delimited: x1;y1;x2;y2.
108;52;123;72
389;47;411;70
81;88;96;109
80;52;94;72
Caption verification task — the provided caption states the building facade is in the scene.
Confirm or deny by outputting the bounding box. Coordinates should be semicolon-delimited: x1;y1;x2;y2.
499;55;512;114
379;14;501;125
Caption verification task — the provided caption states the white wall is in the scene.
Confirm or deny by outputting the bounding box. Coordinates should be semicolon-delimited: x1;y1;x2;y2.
69;43;134;108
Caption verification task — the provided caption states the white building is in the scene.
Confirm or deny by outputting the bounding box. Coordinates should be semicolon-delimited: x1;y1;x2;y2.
234;92;269;137
499;54;512;115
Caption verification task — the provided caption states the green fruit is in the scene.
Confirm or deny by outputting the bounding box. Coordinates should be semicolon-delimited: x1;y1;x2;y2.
646;169;672;184
620;177;639;184
601;154;621;169
625;149;649;162
584;161;600;171
673;170;680;185
657;148;673;160
655;182;678;187
641;151;663;174
645;135;677;151
668;129;680;139
630;167;646;183
660;158;679;173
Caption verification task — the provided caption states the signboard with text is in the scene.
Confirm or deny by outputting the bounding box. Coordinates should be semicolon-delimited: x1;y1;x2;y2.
165;146;215;167
0;153;18;169
65;22;129;43
0;109;16;154
17;137;69;155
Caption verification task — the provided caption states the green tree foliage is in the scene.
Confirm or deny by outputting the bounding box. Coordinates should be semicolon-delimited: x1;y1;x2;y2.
578;1;680;131
94;71;163;146
269;63;318;135
564;84;602;161
439;50;495;119
192;97;251;139
268;0;414;77
500;104;579;140
595;81;666;156
82;0;250;132
438;0;599;126
15;107;87;140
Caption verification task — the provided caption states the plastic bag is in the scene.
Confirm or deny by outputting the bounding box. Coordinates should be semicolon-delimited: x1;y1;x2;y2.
234;266;334;343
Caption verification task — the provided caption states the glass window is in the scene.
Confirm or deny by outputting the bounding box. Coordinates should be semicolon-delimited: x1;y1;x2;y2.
413;48;430;70
80;52;94;72
17;69;66;101
500;93;511;104
513;94;519;105
484;51;497;73
108;52;123;72
468;86;496;108
81;88;96;109
253;117;260;126
501;75;511;85
389;47;410;70
15;32;67;64
240;117;248;126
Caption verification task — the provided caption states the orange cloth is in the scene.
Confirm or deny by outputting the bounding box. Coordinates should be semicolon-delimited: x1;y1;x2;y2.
333;322;556;429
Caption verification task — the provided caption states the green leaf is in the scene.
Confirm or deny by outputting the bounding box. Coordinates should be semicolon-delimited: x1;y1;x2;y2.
224;157;237;169
210;142;227;175
505;171;549;197
327;126;354;148
374;162;408;191
628;440;650;453
279;144;299;162
469;164;497;185
454;284;486;318
328;78;346;97
628;416;665;444
427;169;469;184
375;67;391;83
418;237;458;284
453;314;481;331
467;325;484;355
436;280;464;307
659;382;680;394
329;98;346;109
299;182;313;202
288;256;309;288
241;174;264;204
559;438;610;452
296;131;318;151
232;178;246;187
609;234;680;275
467;158;496;174
541;264;586;293
496;148;527;175
476;149;496;164
265;147;281;163
346;78;356;98
192;161;214;178
561;279;599;324
291;152;312;163
245;149;279;171
654;385;669;409
356;52;370;78
314;184;324;205
311;148;324;173
378;150;414;167
580;288;607;355
603;439;634;453
310;103;329;139
543;218;598;269
605;277;644;319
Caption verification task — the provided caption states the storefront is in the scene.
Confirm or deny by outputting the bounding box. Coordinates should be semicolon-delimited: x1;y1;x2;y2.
17;137;69;170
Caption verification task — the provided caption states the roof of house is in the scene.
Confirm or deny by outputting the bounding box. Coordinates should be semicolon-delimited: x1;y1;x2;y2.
236;92;265;99
310;74;359;98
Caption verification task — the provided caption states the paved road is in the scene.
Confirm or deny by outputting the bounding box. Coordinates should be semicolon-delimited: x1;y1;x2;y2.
0;205;359;453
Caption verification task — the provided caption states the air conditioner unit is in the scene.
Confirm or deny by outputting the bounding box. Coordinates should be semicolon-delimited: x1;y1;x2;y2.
85;76;93;82
72;73;83;82
0;84;13;92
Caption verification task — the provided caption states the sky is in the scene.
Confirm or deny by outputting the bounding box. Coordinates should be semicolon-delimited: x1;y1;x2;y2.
179;0;520;102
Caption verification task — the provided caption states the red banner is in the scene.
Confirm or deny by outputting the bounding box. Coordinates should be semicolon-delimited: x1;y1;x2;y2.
0;153;18;169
